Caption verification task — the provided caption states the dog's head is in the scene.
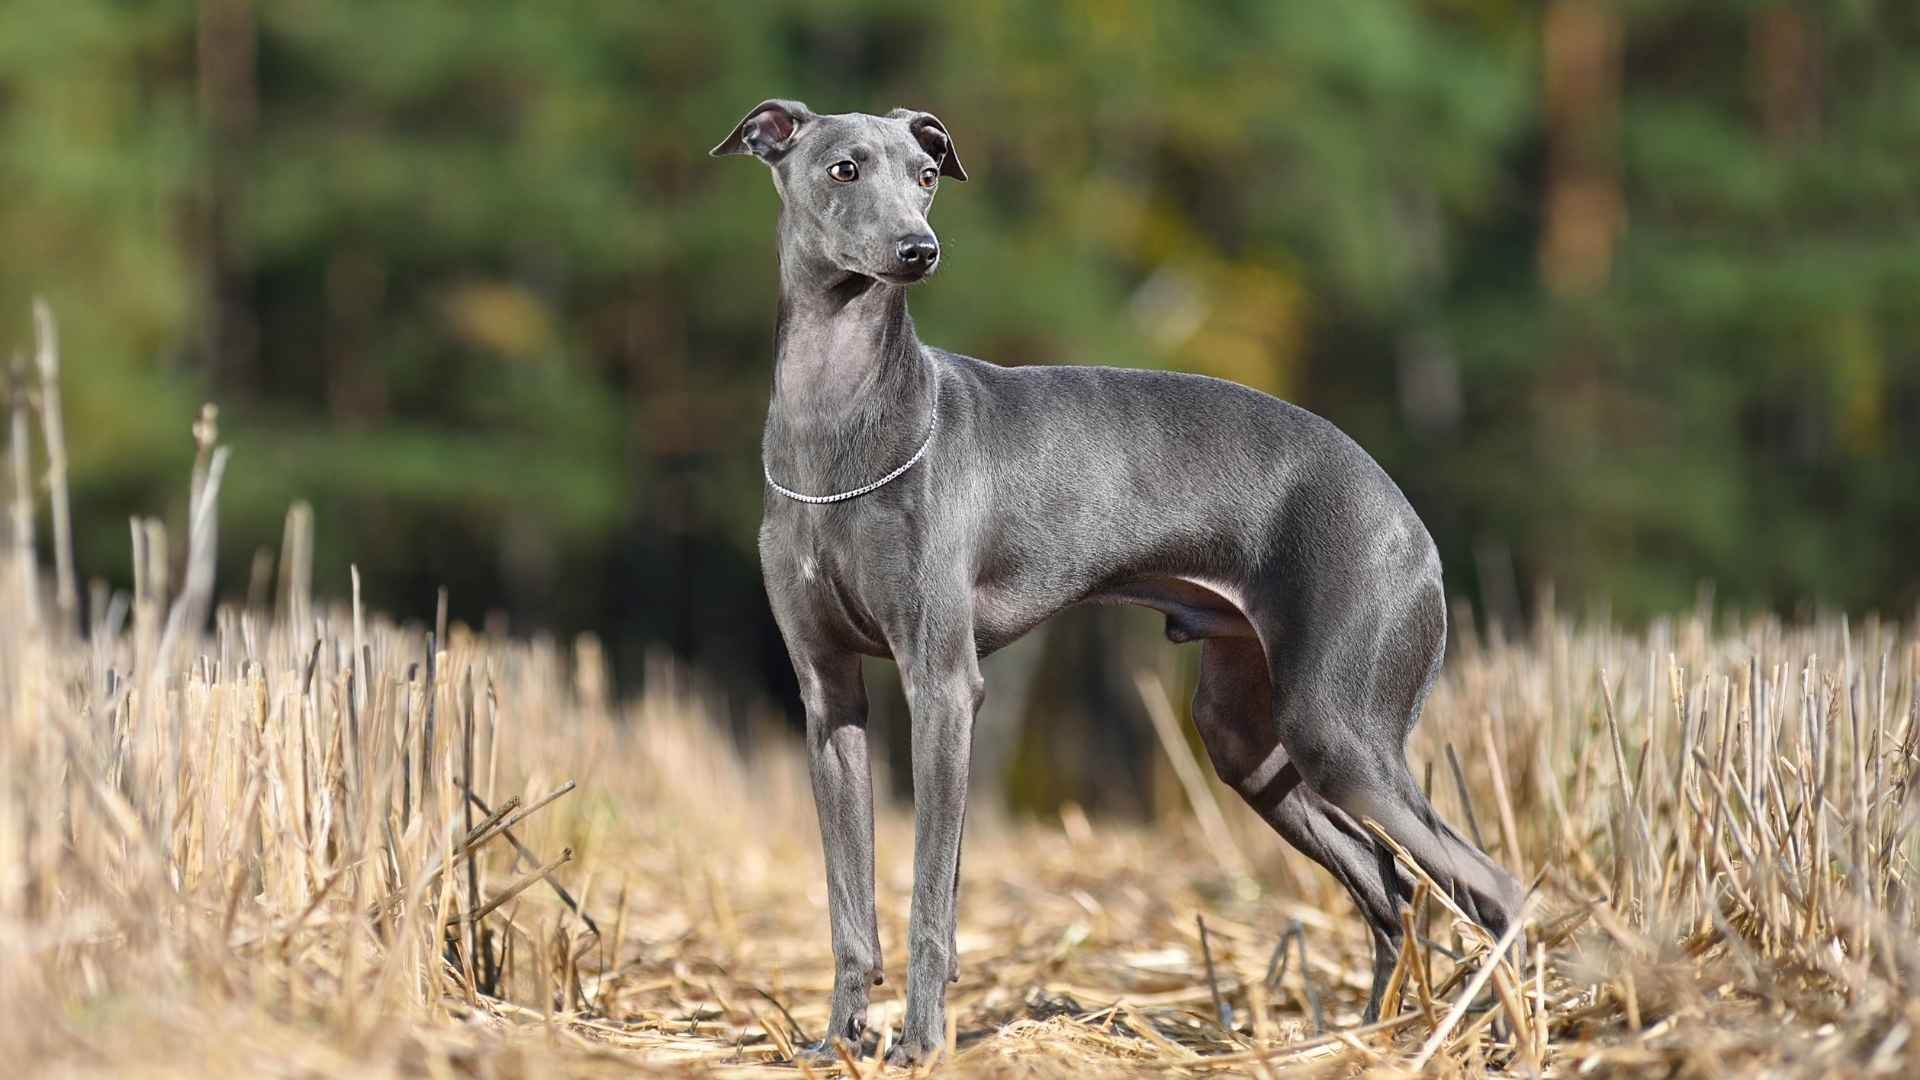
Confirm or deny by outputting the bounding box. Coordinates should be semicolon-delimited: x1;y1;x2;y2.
711;100;967;286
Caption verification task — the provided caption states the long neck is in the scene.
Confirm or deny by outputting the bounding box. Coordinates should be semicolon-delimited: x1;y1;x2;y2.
764;249;933;494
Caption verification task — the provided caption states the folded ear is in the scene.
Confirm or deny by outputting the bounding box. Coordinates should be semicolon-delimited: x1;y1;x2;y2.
709;99;814;160
890;108;968;181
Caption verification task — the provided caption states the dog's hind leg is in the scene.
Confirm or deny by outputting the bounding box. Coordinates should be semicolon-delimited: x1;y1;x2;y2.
1266;576;1524;952
1190;637;1415;1021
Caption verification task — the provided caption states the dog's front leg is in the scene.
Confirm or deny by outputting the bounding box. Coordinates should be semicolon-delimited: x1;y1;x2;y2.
794;652;882;1061
890;647;983;1066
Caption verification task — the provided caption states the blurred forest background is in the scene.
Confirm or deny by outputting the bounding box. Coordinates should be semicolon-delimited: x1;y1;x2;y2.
1;1;1916;810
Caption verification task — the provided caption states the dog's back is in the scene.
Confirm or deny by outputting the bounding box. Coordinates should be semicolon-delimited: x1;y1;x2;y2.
930;348;1435;644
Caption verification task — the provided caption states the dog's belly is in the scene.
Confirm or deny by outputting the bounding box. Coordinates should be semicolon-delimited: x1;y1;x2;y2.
1087;575;1258;642
972;573;1256;656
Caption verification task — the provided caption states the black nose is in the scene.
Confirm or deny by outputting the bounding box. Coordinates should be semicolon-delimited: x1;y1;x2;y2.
896;236;939;266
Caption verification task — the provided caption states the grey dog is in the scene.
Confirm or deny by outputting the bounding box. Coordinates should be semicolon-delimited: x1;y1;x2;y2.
711;99;1522;1065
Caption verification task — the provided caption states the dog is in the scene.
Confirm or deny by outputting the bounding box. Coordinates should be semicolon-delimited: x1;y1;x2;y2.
711;99;1522;1065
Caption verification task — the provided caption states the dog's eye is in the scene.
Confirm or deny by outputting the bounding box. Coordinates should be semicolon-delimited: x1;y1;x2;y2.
918;166;939;189
828;160;859;183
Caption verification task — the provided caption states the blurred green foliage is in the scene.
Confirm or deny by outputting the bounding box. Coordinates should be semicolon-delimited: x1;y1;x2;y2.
0;1;1916;698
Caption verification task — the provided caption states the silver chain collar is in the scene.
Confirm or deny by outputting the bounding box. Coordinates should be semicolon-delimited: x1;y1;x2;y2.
763;378;938;505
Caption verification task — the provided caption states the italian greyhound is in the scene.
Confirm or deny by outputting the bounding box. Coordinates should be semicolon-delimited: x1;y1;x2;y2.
711;99;1522;1066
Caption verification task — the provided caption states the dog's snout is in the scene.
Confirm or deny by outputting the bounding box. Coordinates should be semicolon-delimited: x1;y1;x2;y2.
896;236;939;266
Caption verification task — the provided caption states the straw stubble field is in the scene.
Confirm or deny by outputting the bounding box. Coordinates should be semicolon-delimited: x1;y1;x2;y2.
5;329;1920;1076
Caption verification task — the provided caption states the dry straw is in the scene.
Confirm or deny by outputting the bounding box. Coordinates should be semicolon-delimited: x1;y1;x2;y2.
3;303;1918;1076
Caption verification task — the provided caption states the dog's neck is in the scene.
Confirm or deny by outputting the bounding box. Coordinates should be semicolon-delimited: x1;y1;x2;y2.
764;249;934;491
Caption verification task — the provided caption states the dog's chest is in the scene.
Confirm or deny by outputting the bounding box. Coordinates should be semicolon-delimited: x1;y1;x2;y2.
762;506;914;649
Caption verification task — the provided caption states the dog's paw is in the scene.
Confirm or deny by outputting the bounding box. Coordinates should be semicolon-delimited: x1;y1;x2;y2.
884;1036;939;1069
793;1038;853;1066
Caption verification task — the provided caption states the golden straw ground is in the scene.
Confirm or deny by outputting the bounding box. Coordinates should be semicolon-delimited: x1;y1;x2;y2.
3;320;1919;1075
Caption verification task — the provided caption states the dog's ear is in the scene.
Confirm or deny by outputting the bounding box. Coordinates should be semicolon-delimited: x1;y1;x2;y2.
890;108;968;181
710;99;813;161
